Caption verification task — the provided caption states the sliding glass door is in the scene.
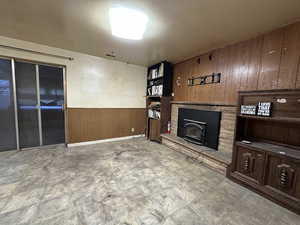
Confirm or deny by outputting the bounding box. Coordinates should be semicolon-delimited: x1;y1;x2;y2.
0;59;65;151
39;65;65;145
0;58;17;151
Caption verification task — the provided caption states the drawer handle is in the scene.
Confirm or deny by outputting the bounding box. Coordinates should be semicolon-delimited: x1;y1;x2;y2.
242;153;252;173
277;164;295;188
244;158;250;171
280;169;288;186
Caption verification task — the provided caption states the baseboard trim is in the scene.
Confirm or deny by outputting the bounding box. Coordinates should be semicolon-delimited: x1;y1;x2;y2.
67;134;145;147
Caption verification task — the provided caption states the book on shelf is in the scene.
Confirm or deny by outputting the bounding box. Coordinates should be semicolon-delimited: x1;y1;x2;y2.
148;62;164;80
147;88;151;96
148;109;160;119
148;68;158;80
148;101;161;109
158;63;164;77
151;85;163;96
148;101;161;120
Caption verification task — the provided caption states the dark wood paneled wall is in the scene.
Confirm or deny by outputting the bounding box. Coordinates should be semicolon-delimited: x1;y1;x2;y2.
173;21;300;105
67;108;146;143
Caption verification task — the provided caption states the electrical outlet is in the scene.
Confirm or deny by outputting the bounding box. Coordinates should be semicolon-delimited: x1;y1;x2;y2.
131;128;135;132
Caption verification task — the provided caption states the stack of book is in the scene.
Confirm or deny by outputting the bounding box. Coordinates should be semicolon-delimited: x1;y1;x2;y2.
148;102;161;119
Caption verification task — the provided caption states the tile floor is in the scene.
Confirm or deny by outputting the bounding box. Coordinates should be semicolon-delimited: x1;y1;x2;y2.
0;137;299;225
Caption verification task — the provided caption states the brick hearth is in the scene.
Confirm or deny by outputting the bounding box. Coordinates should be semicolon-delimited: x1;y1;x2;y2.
170;102;237;153
161;102;237;174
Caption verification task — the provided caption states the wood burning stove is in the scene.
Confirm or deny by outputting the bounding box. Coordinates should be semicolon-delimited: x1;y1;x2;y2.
177;108;221;150
183;119;207;145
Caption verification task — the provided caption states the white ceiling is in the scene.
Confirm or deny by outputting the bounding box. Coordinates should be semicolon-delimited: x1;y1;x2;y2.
0;0;300;66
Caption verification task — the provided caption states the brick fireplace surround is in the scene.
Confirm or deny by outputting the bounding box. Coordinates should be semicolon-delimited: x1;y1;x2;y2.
161;102;237;174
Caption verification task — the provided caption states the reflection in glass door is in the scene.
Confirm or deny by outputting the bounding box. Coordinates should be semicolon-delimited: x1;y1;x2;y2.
0;58;17;151
39;65;65;145
15;61;40;148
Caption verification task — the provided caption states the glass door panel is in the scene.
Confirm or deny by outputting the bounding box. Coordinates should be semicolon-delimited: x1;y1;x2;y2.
39;65;65;145
15;61;40;148
0;59;17;151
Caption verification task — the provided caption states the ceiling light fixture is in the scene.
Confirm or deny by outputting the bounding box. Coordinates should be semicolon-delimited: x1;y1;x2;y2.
109;7;148;40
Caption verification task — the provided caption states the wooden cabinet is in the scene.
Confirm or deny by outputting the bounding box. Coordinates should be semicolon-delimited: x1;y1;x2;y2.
149;119;161;142
265;155;300;198
229;90;300;215
258;28;284;90
146;96;172;143
236;146;265;184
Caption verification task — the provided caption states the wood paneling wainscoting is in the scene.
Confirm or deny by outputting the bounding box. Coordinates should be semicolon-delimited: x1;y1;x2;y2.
173;21;300;105
67;108;146;143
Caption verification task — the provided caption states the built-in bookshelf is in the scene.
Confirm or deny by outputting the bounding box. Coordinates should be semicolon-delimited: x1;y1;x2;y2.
147;61;172;97
146;61;173;142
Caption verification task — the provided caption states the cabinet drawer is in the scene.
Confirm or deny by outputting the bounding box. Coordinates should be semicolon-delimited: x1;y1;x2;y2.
265;155;300;198
236;146;265;184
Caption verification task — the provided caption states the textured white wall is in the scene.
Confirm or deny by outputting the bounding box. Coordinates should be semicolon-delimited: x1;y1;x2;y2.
0;36;147;108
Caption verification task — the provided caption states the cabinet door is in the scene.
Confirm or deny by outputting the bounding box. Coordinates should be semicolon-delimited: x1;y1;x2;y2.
149;119;161;142
278;22;300;89
236;146;265;184
265;155;299;198
258;28;284;90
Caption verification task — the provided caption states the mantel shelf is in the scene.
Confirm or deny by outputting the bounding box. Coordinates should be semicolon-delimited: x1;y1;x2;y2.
171;101;236;107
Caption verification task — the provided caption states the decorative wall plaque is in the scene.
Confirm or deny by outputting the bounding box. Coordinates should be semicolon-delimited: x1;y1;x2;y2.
257;102;272;117
188;73;221;86
241;105;257;115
